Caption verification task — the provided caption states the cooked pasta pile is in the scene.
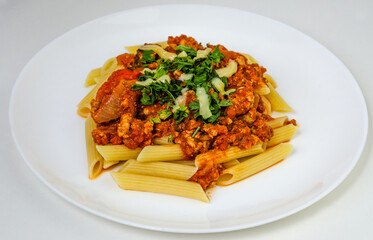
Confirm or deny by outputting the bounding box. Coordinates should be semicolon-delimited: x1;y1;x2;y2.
78;35;298;202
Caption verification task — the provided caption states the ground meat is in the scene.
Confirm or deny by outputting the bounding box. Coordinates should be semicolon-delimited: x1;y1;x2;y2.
153;119;175;139
251;119;273;142
226;85;255;118
202;124;228;138
92;123;122;145
184;90;197;106
137;103;166;120
121;119;154;149
189;163;224;190
167;34;204;51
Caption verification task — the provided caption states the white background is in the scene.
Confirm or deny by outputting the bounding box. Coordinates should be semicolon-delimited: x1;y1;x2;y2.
1;0;372;239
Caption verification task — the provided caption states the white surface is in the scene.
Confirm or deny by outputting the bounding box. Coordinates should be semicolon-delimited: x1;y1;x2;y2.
8;4;368;233
1;0;373;239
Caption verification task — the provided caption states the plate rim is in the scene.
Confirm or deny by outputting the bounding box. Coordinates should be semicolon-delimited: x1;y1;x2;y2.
8;4;369;233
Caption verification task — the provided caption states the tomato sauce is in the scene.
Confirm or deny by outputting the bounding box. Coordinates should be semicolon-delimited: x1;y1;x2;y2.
90;35;276;189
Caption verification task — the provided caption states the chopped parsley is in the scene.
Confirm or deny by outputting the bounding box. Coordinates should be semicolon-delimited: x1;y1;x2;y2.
173;104;189;124
188;100;200;111
131;44;234;124
192;127;200;138
158;109;172;120
149;117;161;124
141;50;155;64
175;45;197;57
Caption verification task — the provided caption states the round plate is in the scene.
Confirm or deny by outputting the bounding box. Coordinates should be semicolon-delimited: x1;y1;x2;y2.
9;5;368;233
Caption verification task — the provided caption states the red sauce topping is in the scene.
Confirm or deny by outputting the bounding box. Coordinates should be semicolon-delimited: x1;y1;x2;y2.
90;35;275;189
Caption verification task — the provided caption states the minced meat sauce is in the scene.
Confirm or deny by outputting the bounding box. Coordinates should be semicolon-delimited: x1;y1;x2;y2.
90;35;278;189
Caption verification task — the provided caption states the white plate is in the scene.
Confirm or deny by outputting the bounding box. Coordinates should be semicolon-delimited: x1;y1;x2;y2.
9;5;368;233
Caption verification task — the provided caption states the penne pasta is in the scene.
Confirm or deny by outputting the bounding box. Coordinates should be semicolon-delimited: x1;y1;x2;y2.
241;53;258;64
139;45;176;60
77;59;122;118
125;41;169;53
100;57;117;80
254;84;270;95
195;143;265;168
222;159;240;168
111;172;209;203
261;95;272;114
120;161;197;180
217;143;293;186
96;145;142;161
267;116;288;129
77;83;101;118
265;82;294;112
170;160;195;166
85;116;103;179
118;159;136;173
264;73;277;88
267;124;298;147
84;67;101;87
153;136;173;145
103;160;119;169
137;144;184;162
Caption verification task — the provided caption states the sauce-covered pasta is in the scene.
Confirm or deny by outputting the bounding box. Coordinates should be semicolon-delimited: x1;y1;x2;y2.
79;35;297;201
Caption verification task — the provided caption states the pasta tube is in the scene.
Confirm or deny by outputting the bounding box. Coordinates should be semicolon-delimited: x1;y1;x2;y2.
153;136;173;145
77;58;122;118
267;116;288;129
120;161;197;180
118;159;136;173
222;159;240;168
170;160;195;166
137;144;184;162
217;143;293;186
261;95;272;114
125;41;169;53
84;68;101;87
103;160;119;169
241;53;258;64
139;45;176;60
265;82;294;112
96;145;141;161
85;116;103;179
267;124;298;147
254;85;270;95
264;73;277;88
111;172;209;203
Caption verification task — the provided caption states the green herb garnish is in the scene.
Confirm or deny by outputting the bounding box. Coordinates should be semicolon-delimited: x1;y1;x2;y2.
141;50;155;64
149;117;161;124
192;127;200;137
